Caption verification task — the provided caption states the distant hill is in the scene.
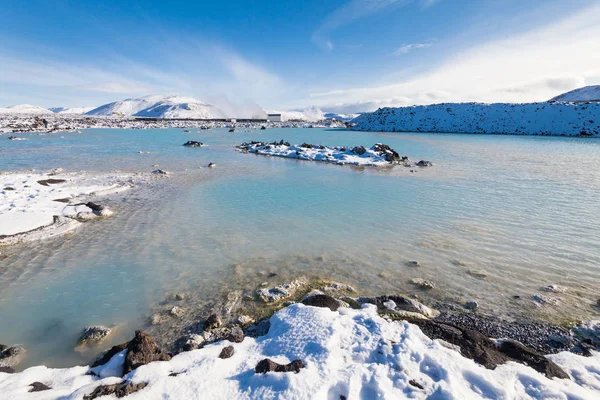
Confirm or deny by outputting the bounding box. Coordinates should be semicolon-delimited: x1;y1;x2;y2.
85;95;226;119
0;104;53;115
323;112;361;122
49;106;95;114
352;102;600;136
550;85;600;102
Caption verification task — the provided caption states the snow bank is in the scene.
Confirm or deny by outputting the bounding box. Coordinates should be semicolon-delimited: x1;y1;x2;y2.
237;141;423;167
1;304;598;399
0;171;133;241
352;102;600;136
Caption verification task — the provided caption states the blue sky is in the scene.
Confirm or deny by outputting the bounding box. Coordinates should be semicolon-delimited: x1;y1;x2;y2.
1;0;599;112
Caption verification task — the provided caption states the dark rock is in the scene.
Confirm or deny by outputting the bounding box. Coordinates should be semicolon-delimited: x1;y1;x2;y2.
267;272;278;278
85;202;105;213
0;346;26;367
416;160;433;167
208;162;216;168
407;318;569;379
37;179;66;187
123;331;171;375
83;381;148;400
498;340;570;380
408;379;424;390
53;198;71;203
227;327;244;343
245;319;271;338
255;358;305;374
2;187;15;191
219;346;235;359
169;371;183;377
91;342;128;368
351;145;366;155
29;382;51;392
371;143;401;162
183;141;204;147
301;294;341;311
0;366;15;373
0;345;5;352
204;313;222;330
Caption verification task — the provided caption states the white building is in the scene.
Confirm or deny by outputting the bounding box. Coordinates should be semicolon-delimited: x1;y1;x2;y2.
267;113;282;122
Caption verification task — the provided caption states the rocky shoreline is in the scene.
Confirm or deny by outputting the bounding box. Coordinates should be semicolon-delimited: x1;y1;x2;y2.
0;114;346;135
1;277;599;398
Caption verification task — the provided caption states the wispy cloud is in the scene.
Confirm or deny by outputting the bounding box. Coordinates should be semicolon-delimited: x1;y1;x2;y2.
393;42;433;55
312;0;428;51
309;2;600;111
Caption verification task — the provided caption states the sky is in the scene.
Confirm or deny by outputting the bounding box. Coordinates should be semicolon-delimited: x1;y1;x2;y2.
1;0;599;113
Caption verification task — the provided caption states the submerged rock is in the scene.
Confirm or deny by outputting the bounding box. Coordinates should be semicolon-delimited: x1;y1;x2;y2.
410;278;435;290
76;326;112;347
208;162;216;168
170;306;186;318
255;358;305;374
0;346;26;368
358;295;439;318
465;301;479;310
256;278;307;303
416;160;433;167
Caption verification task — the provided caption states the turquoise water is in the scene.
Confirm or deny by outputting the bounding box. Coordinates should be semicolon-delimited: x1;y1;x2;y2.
1;128;600;368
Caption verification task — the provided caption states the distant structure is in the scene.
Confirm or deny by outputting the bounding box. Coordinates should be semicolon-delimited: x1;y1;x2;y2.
267;113;282;122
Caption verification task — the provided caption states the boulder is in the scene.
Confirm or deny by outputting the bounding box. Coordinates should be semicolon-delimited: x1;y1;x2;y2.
301;294;342;311
416;160;433;167
29;382;51;392
227;327;244;343
255;358;305;374
183;141;205;147
410;278;435;290
123;331;171;375
83;381;147;400
351;145;367;155
219;346;234;359
204;314;222;330
170;306;185;318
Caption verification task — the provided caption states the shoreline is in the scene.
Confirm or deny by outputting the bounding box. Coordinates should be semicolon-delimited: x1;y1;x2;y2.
0;170;152;245
1;279;599;398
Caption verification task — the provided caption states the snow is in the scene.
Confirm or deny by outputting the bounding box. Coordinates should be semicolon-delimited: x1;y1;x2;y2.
550;85;600;102
238;143;409;166
323;112;360;122
0;171;132;240
0;104;53;115
85;95;225;119
49;107;95;115
352;102;600;136
1;304;598;399
268;106;325;122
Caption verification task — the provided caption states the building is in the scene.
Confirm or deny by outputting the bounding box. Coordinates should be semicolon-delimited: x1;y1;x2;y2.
267;113;282;122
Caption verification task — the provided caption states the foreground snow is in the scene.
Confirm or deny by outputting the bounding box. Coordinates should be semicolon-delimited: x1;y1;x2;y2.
352;102;600;136
0;171;133;240
1;304;598;399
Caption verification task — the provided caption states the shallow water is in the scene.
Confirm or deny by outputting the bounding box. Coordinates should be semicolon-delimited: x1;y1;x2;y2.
1;127;600;368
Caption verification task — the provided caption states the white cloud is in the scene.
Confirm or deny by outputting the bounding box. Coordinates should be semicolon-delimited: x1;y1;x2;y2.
393;43;432;55
311;2;600;107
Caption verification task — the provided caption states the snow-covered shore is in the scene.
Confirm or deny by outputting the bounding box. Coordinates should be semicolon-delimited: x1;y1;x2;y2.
352;102;600;136
0;171;137;244
1;303;598;399
237;141;432;167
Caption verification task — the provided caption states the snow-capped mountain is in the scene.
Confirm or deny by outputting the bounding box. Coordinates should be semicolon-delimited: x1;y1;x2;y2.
84;95;225;119
550;85;600;102
268;106;325;122
0;104;53;115
323;112;361;122
85;95;172;117
49;106;95;114
133;96;226;119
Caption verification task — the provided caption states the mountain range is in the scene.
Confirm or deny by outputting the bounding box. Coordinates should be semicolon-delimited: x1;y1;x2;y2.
1;86;599;120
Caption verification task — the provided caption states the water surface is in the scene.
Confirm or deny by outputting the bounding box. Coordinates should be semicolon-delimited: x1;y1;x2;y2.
1;127;599;368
